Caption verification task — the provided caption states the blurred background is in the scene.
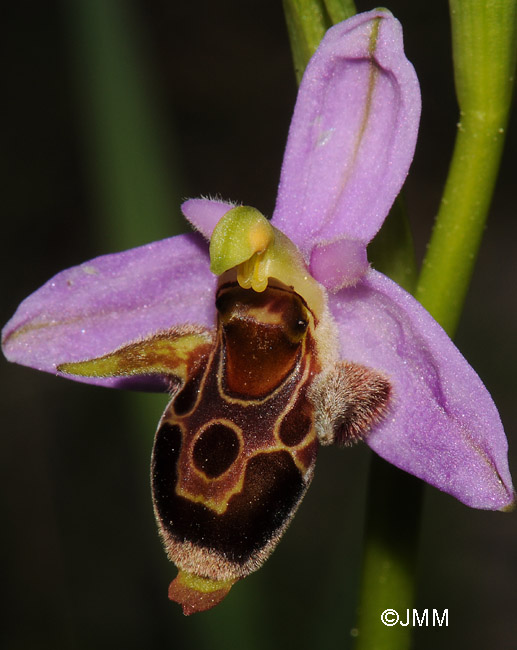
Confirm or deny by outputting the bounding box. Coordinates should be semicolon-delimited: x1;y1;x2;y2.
1;1;516;648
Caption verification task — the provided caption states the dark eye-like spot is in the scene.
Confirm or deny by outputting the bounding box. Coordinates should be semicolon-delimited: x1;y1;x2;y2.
152;422;182;483
156;422;182;449
282;296;310;343
295;319;308;333
215;290;233;316
279;392;314;446
193;423;240;478
173;370;203;416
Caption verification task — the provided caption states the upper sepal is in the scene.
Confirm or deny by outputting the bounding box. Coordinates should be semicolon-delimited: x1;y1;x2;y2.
272;9;421;290
2;233;216;390
329;270;514;510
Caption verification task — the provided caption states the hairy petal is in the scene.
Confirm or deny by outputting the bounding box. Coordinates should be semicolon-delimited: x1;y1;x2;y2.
2;233;216;390
329;270;514;510
309;239;369;288
272;9;420;289
182;198;236;240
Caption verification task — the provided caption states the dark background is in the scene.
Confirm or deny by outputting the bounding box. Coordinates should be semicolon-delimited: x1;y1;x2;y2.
2;1;516;648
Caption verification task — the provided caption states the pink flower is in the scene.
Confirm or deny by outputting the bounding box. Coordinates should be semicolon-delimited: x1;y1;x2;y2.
2;10;513;614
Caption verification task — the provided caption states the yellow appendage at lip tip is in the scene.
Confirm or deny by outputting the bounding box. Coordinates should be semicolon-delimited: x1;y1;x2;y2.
168;569;237;615
175;570;235;594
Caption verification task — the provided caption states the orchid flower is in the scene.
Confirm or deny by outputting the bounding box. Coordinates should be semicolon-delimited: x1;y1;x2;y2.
2;9;514;616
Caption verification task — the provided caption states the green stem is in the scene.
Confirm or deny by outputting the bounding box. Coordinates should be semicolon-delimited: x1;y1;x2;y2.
282;0;356;82
353;458;423;650
280;5;424;647
323;0;357;24
355;200;421;650
355;3;517;649
416;0;517;337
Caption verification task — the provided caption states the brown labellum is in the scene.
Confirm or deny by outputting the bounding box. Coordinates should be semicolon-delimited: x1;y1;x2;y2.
58;277;391;615
151;280;391;614
151;282;321;614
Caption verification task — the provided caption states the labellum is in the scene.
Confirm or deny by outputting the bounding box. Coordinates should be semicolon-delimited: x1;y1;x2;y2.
59;207;391;614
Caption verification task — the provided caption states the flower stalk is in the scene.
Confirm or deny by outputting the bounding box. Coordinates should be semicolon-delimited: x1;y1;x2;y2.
416;0;517;337
282;0;357;82
281;6;425;647
354;199;421;650
355;2;517;649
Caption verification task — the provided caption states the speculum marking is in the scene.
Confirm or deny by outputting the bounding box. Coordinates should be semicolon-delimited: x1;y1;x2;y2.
153;421;305;564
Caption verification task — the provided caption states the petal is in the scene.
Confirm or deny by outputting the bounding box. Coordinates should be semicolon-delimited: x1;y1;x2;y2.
59;327;214;383
272;9;421;281
181;198;236;240
2;233;216;390
309;239;369;289
328;270;514;510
